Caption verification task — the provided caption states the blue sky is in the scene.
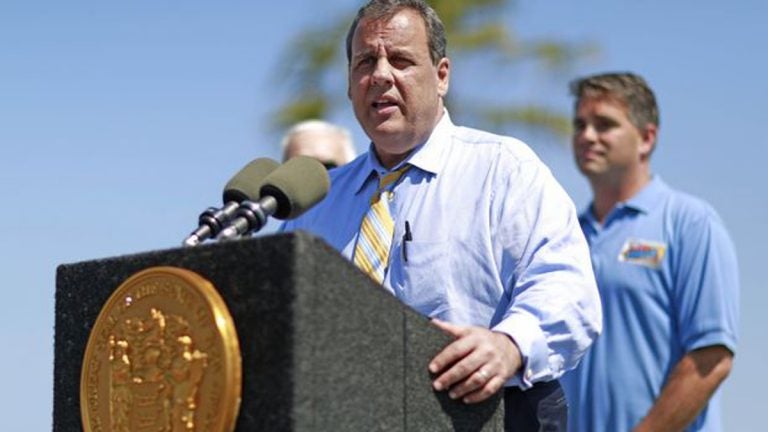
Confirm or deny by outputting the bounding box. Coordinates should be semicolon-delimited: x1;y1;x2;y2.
1;1;766;429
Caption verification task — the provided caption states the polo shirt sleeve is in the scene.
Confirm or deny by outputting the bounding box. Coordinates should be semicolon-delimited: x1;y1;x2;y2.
672;207;739;354
490;153;602;389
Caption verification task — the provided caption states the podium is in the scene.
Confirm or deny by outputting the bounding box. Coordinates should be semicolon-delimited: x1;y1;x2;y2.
54;231;503;431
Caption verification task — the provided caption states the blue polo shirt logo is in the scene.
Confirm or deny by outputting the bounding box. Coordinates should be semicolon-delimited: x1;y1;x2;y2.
618;239;667;268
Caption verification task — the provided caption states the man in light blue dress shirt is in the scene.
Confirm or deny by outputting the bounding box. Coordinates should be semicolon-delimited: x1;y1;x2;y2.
561;72;739;431
282;1;602;429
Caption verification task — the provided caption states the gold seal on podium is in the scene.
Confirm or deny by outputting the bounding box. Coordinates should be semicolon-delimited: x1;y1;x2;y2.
80;266;242;432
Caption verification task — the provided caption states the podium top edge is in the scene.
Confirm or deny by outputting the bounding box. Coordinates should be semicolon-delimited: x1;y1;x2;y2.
55;230;329;274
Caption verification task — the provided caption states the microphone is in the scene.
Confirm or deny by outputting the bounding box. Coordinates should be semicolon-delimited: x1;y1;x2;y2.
182;157;280;247
217;155;330;240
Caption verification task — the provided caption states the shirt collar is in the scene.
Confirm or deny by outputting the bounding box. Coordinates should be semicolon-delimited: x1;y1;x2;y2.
623;175;668;213
579;175;668;229
578;206;599;234
406;110;453;175
350;109;455;195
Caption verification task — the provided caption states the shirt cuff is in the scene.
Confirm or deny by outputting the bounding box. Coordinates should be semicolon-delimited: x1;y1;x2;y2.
492;312;551;390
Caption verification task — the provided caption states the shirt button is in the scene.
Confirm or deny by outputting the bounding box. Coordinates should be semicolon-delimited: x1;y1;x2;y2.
525;369;532;379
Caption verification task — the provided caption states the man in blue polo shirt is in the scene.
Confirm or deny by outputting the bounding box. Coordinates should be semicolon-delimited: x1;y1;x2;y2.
561;72;739;431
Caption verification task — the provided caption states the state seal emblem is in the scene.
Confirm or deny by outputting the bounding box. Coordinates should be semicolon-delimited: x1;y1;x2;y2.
80;266;241;432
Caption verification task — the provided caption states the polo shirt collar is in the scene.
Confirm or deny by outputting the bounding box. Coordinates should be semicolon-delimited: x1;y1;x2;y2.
623;175;668;213
351;109;454;195
579;175;668;230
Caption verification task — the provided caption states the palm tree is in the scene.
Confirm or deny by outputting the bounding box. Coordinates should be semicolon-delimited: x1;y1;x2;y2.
272;0;597;141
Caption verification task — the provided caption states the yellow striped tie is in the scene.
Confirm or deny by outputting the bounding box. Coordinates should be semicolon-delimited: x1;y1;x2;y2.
353;165;411;284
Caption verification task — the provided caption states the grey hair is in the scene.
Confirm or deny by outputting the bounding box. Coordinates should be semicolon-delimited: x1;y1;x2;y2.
345;0;447;66
280;119;356;162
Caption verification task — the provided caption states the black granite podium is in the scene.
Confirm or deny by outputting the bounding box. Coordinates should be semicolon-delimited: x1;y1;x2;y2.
54;231;503;431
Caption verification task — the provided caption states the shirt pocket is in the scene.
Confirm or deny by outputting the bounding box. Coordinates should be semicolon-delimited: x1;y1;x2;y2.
389;239;451;318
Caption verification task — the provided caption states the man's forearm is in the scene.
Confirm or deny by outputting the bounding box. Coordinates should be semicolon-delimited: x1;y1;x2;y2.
633;345;733;432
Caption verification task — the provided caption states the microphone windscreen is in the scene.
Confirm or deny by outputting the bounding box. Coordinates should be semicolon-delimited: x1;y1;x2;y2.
260;156;330;219
222;157;280;203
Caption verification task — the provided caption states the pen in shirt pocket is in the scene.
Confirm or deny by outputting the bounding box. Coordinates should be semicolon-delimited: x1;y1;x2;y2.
402;220;413;262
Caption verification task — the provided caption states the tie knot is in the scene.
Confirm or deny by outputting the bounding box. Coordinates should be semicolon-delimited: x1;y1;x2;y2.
378;164;411;190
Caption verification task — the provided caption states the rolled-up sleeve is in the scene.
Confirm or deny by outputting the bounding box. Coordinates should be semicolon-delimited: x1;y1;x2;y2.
491;156;602;389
